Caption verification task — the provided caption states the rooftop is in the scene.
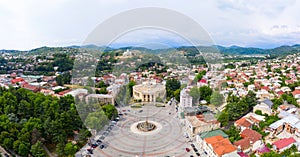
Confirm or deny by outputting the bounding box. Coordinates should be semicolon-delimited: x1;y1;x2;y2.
235;117;252;128
198;129;228;139
273;137;296;150
205;135;237;156
133;83;165;94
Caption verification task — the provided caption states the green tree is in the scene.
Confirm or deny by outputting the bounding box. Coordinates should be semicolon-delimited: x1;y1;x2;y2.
85;110;108;131
102;104;118;119
199;86;212;102
30;141;47;157
210;91;224;106
174;89;181;102
18;142;30;157
168;79;181;91
224;126;242;143
217;112;229;126
128;81;136;97
195;70;206;81
64;142;78;156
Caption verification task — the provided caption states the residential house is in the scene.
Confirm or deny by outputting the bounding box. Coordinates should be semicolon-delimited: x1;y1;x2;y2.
234;118;252;131
255;144;270;156
203;135;239;157
253;99;273;115
196;129;228;149
85;94;114;105
243;112;265;126
179;88;193;109
234;129;262;153
22;84;40;92
273;137;296;153
292;89;300;99
185;113;220;136
40;89;55;96
197;79;208;87
269;115;300;137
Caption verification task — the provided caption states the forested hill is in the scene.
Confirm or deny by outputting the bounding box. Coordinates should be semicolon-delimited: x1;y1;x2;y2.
1;44;300;57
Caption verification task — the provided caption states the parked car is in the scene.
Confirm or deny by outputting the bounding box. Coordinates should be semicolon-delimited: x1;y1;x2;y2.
99;144;105;149
91;143;99;148
193;147;198;152
96;139;102;143
99;136;105;140
87;148;93;154
185;148;190;152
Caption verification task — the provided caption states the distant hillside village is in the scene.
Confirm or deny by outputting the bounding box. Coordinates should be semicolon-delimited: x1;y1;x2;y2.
2;47;300;156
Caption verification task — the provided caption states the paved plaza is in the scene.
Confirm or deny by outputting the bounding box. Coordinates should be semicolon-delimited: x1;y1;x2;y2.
91;103;194;157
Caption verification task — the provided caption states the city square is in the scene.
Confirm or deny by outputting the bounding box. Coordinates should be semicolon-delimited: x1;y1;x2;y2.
91;103;194;157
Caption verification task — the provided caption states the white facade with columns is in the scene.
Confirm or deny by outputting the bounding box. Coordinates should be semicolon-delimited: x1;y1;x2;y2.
133;83;166;102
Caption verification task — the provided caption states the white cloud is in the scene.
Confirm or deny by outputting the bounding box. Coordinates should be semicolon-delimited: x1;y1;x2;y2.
0;0;300;50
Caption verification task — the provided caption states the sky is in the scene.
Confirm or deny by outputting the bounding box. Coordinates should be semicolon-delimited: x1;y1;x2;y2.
0;0;300;50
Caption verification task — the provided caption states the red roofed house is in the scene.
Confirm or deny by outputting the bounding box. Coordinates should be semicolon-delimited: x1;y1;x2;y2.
261;86;269;91
203;135;239;157
234;117;252;131
273;137;296;153
11;78;24;84
22;84;40;93
275;90;284;97
234;129;262;152
197;79;208;87
292;89;300;99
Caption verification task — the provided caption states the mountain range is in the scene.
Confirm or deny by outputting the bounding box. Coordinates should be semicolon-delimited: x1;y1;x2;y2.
1;44;300;57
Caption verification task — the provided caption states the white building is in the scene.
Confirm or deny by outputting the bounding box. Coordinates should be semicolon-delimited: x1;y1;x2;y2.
64;88;88;97
85;94;114;105
133;83;166;102
179;88;193;109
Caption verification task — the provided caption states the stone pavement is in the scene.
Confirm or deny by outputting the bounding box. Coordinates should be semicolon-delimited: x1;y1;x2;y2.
90;104;193;157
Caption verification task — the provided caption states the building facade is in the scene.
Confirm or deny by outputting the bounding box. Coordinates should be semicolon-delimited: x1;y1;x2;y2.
133;83;166;102
179;88;193;109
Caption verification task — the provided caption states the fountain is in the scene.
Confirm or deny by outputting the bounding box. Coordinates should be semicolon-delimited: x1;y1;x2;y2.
136;120;157;132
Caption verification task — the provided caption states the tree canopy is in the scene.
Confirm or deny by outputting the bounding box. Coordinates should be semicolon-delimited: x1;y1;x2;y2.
0;87;90;157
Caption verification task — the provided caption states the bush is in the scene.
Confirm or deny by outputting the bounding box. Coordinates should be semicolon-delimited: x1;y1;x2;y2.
255;110;263;115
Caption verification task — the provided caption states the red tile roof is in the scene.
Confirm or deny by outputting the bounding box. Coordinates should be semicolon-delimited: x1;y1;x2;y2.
22;84;39;92
234;138;251;150
205;135;237;156
11;78;24;84
235;118;252;128
292;90;300;96
199;79;207;83
234;129;262;150
273;137;296;150
58;89;72;95
240;129;262;142
261;86;269;91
